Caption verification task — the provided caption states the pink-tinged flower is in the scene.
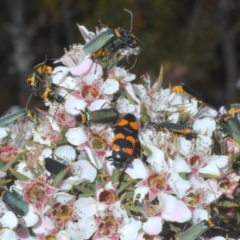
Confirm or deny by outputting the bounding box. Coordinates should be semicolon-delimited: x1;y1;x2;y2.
37;197;97;240
96;181;118;208
32;203;56;238
93;201;141;240
107;66;136;82
0;144;19;163
141;125;172;155
16;176;58;205
142;216;163;236
218;171;240;199
131;147;175;201
136;166;171;201
77;125;113;167
137;77;170;113
173;139;230;178
32;117;62;146
141;200;163;235
50;108;76;128
159;192;192;222
56;44;95;76
69;73;109;105
47;193;97;239
183;175;222;208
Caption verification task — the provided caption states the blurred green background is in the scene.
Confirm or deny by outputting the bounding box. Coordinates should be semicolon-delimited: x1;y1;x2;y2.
1;0;240;115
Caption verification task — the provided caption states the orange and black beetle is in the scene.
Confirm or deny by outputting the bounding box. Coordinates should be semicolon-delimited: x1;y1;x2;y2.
106;113;138;169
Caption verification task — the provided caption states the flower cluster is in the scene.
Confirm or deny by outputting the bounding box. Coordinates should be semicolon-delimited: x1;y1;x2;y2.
0;22;239;240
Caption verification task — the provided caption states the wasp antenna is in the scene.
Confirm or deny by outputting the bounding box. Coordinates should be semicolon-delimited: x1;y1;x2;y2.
123;9;133;32
25;93;33;111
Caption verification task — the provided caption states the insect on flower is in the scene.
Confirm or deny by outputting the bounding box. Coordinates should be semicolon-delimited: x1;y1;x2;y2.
106;113;139;169
216;114;240;145
26;60;65;104
81;9;142;68
171;83;203;103
149;121;197;139
0;109;36;127
1;190;29;216
74;108;119;128
44;157;71;178
176;217;217;240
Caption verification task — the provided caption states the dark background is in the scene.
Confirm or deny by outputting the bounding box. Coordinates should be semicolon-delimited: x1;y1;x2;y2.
1;0;240;115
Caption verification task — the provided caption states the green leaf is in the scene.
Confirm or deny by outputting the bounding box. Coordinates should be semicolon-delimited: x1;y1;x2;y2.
140;103;149;125
125;205;144;213
180;112;190;124
154;64;164;92
124;89;135;105
9;168;29;181
140;141;152;157
111;168;119;184
52;166;70;187
231;152;240;162
0;179;12;186
198;172;220;179
3;150;27;171
215;200;240;208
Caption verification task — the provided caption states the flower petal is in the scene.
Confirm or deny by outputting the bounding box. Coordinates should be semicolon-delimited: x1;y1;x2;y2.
65;127;88;146
101;78;119;94
126;159;148;179
142;216;162;235
71;160;97;183
64;97;87;115
0;211;18;229
159;193;192;223
119;217;142;240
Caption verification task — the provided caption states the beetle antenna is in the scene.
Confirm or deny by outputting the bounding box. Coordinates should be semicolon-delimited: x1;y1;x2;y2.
123;9;133;32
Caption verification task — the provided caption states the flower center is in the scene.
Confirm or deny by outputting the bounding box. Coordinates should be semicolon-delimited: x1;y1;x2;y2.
91;134;105;150
26;183;46;204
147;173;167;191
185;191;202;207
99;216;118;236
52;204;73;222
82;86;99;99
45;236;56;240
189;155;201;167
99;190;117;204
